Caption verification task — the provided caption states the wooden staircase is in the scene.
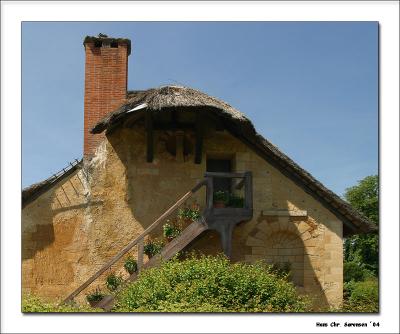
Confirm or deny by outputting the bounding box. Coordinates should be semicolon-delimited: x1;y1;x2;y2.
61;172;253;311
95;217;208;311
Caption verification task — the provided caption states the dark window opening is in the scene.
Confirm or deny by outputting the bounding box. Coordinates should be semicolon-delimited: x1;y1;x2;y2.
206;158;232;193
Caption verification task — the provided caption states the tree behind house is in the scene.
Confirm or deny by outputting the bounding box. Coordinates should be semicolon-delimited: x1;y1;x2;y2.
344;175;378;279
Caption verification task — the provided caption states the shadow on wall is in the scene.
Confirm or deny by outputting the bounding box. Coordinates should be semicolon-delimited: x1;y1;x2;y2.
182;230;223;257
22;175;103;261
244;212;331;310
22;222;55;261
105;117;343;310
107;124;205;237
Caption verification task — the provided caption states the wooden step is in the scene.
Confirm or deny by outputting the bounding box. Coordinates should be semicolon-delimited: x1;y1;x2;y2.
99;218;208;311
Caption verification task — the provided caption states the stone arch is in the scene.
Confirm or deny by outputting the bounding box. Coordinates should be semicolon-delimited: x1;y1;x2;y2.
264;230;304;286
245;216;316;287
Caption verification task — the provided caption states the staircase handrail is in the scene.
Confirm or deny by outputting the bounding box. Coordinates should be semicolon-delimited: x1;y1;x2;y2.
61;179;207;304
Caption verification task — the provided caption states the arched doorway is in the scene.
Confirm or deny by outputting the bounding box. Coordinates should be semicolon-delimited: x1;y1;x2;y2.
264;231;304;286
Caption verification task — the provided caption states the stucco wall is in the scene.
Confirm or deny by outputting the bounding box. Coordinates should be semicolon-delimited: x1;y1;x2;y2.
22;120;343;308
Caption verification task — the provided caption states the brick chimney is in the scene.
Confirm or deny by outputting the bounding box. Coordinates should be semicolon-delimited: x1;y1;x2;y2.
83;34;131;158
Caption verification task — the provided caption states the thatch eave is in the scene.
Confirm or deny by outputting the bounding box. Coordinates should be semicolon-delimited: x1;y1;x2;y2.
91;86;253;134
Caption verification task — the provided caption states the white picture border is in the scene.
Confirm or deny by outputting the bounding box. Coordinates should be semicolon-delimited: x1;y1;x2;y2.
1;1;399;333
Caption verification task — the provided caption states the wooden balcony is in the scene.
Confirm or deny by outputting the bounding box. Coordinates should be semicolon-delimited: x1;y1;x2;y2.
203;171;253;258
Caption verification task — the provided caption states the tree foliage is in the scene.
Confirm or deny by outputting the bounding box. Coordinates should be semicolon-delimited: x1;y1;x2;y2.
344;175;379;278
345;175;378;225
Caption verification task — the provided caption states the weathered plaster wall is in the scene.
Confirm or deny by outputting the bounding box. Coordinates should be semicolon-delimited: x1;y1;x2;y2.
22;171;89;299
22;119;343;308
186;123;343;309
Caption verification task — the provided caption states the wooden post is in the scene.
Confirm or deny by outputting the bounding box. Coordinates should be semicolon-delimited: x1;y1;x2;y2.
205;176;214;210
220;223;234;259
171;109;178;129
244;171;253;210
145;110;154;162
195;112;203;164
137;238;144;272
175;130;184;163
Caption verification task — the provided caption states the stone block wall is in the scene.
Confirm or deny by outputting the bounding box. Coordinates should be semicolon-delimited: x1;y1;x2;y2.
22;120;343;308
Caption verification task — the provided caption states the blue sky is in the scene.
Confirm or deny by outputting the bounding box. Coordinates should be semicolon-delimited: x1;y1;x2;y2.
22;22;378;196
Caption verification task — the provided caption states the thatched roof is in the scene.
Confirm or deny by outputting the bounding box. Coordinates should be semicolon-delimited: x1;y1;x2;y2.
92;86;251;134
22;159;82;208
91;85;377;236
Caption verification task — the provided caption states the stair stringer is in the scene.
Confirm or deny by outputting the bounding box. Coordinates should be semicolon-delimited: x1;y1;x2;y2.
96;216;209;311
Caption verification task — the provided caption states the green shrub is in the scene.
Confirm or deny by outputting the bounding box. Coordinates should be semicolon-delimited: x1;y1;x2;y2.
124;256;138;275
270;262;292;280
113;254;311;312
119;301;228;313
22;295;102;313
342;278;379;312
344;261;374;283
143;240;164;258
106;273;123;292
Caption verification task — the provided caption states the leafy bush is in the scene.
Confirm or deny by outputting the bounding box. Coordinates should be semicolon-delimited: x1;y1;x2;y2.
86;288;105;303
342;278;379;312
106;273;123;292
22;295;102;313
124;256;138;275
113;254;311;312
143;240;164;258
344;261;374;283
270;262;292;280
129;301;228;313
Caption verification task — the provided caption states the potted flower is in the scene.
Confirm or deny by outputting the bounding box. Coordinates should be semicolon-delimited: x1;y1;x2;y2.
86;288;105;307
105;273;123;292
163;221;181;242
213;190;228;208
143;239;164;258
177;204;201;225
123;256;138;275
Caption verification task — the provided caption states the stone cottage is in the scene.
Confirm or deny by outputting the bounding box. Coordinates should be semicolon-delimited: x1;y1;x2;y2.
22;34;376;310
